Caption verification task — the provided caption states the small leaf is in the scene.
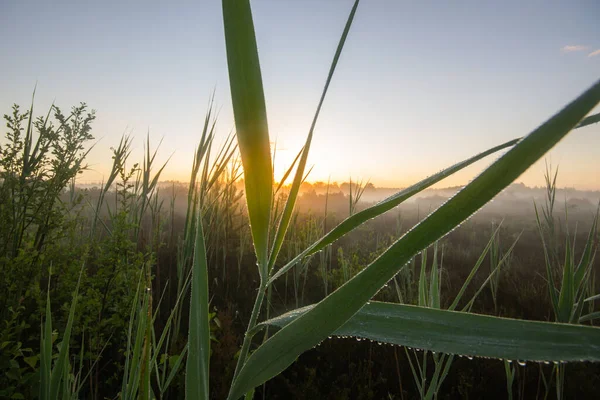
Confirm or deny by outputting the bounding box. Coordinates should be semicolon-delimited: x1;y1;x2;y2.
24;355;39;370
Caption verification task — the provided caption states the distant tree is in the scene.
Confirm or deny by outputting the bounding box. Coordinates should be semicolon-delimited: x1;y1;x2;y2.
313;181;327;193
329;182;341;193
300;181;314;193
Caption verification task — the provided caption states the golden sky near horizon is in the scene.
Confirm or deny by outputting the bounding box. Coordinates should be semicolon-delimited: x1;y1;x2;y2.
1;1;599;190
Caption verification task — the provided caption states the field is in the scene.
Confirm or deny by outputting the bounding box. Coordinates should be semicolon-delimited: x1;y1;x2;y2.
1;117;599;398
1;1;600;399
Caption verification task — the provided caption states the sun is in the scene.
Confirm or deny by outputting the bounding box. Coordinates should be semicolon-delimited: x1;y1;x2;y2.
271;141;342;185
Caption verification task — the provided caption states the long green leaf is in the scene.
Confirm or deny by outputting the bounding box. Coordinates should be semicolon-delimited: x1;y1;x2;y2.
223;0;273;277
274;145;304;195
48;268;81;400
580;312;600;323
269;137;520;284
267;0;361;273
534;202;560;314
165;345;189;394
40;284;52;399
429;244;440;309
186;210;210;399
585;293;600;303
448;222;504;311
418;247;428;307
557;235;575;323
122;277;143;396
228;80;600;398
574;205;599;286
38;266;83;400
126;285;149;398
261;302;600;362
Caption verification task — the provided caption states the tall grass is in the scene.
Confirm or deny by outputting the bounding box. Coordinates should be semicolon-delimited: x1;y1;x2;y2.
0;99;95;320
0;94;236;397
534;164;600;399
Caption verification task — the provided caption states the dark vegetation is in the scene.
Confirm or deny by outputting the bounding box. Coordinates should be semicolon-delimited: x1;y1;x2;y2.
1;102;599;399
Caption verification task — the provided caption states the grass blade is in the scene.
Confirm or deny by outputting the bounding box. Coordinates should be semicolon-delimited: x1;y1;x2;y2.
418;247;428;307
535;202;560;313
429;244;440;309
448;222;504;311
557;235;575;322
574;205;599;286
267;0;361;273
39;266;83;400
575;112;600;128
186;211;210;399
585;293;600;303
274;145;304;195
48;268;81;400
261;301;600;362
580;312;600;323
228;80;600;398
40;283;52;399
223;0;273;277
165;345;189;393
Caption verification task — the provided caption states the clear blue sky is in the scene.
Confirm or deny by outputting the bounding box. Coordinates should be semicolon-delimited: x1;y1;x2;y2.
1;0;599;189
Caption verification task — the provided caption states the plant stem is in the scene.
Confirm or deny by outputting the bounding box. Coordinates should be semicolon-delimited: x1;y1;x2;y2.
231;280;267;385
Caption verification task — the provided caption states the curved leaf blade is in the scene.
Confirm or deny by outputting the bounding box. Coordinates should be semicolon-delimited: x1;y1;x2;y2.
262;301;600;362
267;0;361;272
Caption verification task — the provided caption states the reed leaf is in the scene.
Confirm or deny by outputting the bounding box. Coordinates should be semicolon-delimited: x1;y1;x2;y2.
39;266;83;400
223;0;273;277
576;111;600;128
261;302;600;362
267;0;360;273
185;208;210;399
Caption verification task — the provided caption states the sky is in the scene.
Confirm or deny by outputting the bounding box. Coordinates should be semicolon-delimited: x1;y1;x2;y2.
1;0;599;190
